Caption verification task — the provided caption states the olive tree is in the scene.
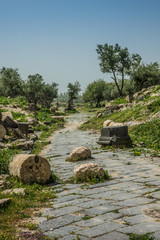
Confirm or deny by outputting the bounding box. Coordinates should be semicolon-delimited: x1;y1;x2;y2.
67;81;81;110
83;79;107;107
0;67;24;97
96;43;141;96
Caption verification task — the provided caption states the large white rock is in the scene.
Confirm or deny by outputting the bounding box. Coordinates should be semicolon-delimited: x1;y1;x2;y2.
74;163;105;181
103;120;113;127
9;154;51;184
66;147;91;162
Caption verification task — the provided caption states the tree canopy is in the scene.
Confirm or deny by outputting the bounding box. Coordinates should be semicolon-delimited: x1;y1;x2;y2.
67;81;81;110
96;43;141;96
131;62;160;91
0;67;24;97
83;79;107;107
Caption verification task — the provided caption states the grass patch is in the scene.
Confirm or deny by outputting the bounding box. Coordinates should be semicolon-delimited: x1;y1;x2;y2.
129;119;160;151
0;148;21;174
111;98;128;105
11;111;26;122
67;170;111;184
128;233;155;240
0;176;57;239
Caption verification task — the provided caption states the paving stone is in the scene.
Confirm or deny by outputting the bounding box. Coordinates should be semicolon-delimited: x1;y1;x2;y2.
123;213;154;225
42;206;83;218
119;222;160;234
74;212;123;227
94;231;129;240
44;225;83;238
59;235;89;240
86;204;119;216
77;222;123;238
119;202;160;216
112;197;154;207
76;199;108;208
55;194;83;203
51;198;90;209
39;214;81;232
153;231;160;240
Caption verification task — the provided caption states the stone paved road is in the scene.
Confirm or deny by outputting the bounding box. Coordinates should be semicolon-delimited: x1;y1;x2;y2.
39;113;160;240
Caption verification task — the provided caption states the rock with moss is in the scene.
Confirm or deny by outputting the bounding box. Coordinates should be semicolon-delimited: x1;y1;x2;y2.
66;146;91;162
74;163;105;182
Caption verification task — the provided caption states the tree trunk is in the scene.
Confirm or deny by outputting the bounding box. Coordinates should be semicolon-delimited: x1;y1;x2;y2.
112;71;123;96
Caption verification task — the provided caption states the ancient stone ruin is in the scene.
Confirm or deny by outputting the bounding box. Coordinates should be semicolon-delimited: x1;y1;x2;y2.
97;125;132;146
9;154;51;184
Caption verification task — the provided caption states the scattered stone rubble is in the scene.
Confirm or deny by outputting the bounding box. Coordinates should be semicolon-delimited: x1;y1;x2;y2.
0;111;38;150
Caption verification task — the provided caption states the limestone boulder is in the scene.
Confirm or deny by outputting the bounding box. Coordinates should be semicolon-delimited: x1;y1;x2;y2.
2;188;26;196
66;147;91;162
74;163;105;181
1;111;13;121
9;154;51;184
0;124;6;138
108;122;124;127
103;120;113;127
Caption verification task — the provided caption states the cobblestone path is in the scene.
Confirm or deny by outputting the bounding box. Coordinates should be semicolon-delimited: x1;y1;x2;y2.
39;113;160;240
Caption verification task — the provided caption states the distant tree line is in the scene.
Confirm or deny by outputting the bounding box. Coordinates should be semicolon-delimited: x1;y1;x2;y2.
0;67;58;109
0;67;82;110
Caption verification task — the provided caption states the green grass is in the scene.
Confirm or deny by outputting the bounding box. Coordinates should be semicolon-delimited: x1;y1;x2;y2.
11;111;27;122
0;149;21;174
0;176;57;239
130;119;160;150
129;233;155;240
111;97;128;105
68;170;111;184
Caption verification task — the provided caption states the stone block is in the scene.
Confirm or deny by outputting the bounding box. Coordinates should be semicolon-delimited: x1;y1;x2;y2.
3;116;18;128
97;126;132;146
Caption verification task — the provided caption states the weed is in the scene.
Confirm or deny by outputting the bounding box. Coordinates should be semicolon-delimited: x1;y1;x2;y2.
70;170;111;184
0;148;21;174
0;176;57;239
111;209;120;213
82;216;92;220
128;233;155;240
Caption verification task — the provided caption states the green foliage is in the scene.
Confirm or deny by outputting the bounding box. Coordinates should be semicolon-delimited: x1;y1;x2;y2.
0;176;56;239
96;43;141;96
131;62;160;91
36;110;53;122
39;83;58;108
0;149;20;174
75;170;111;184
0;67;25;98
25;74;58;108
129;233;155;240
11;111;26;122
130;119;160;150
67;81;81;110
0;97;12;105
83;79;107;107
111;98;128;105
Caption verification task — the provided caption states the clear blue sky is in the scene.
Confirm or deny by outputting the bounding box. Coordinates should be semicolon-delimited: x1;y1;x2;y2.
0;0;160;93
